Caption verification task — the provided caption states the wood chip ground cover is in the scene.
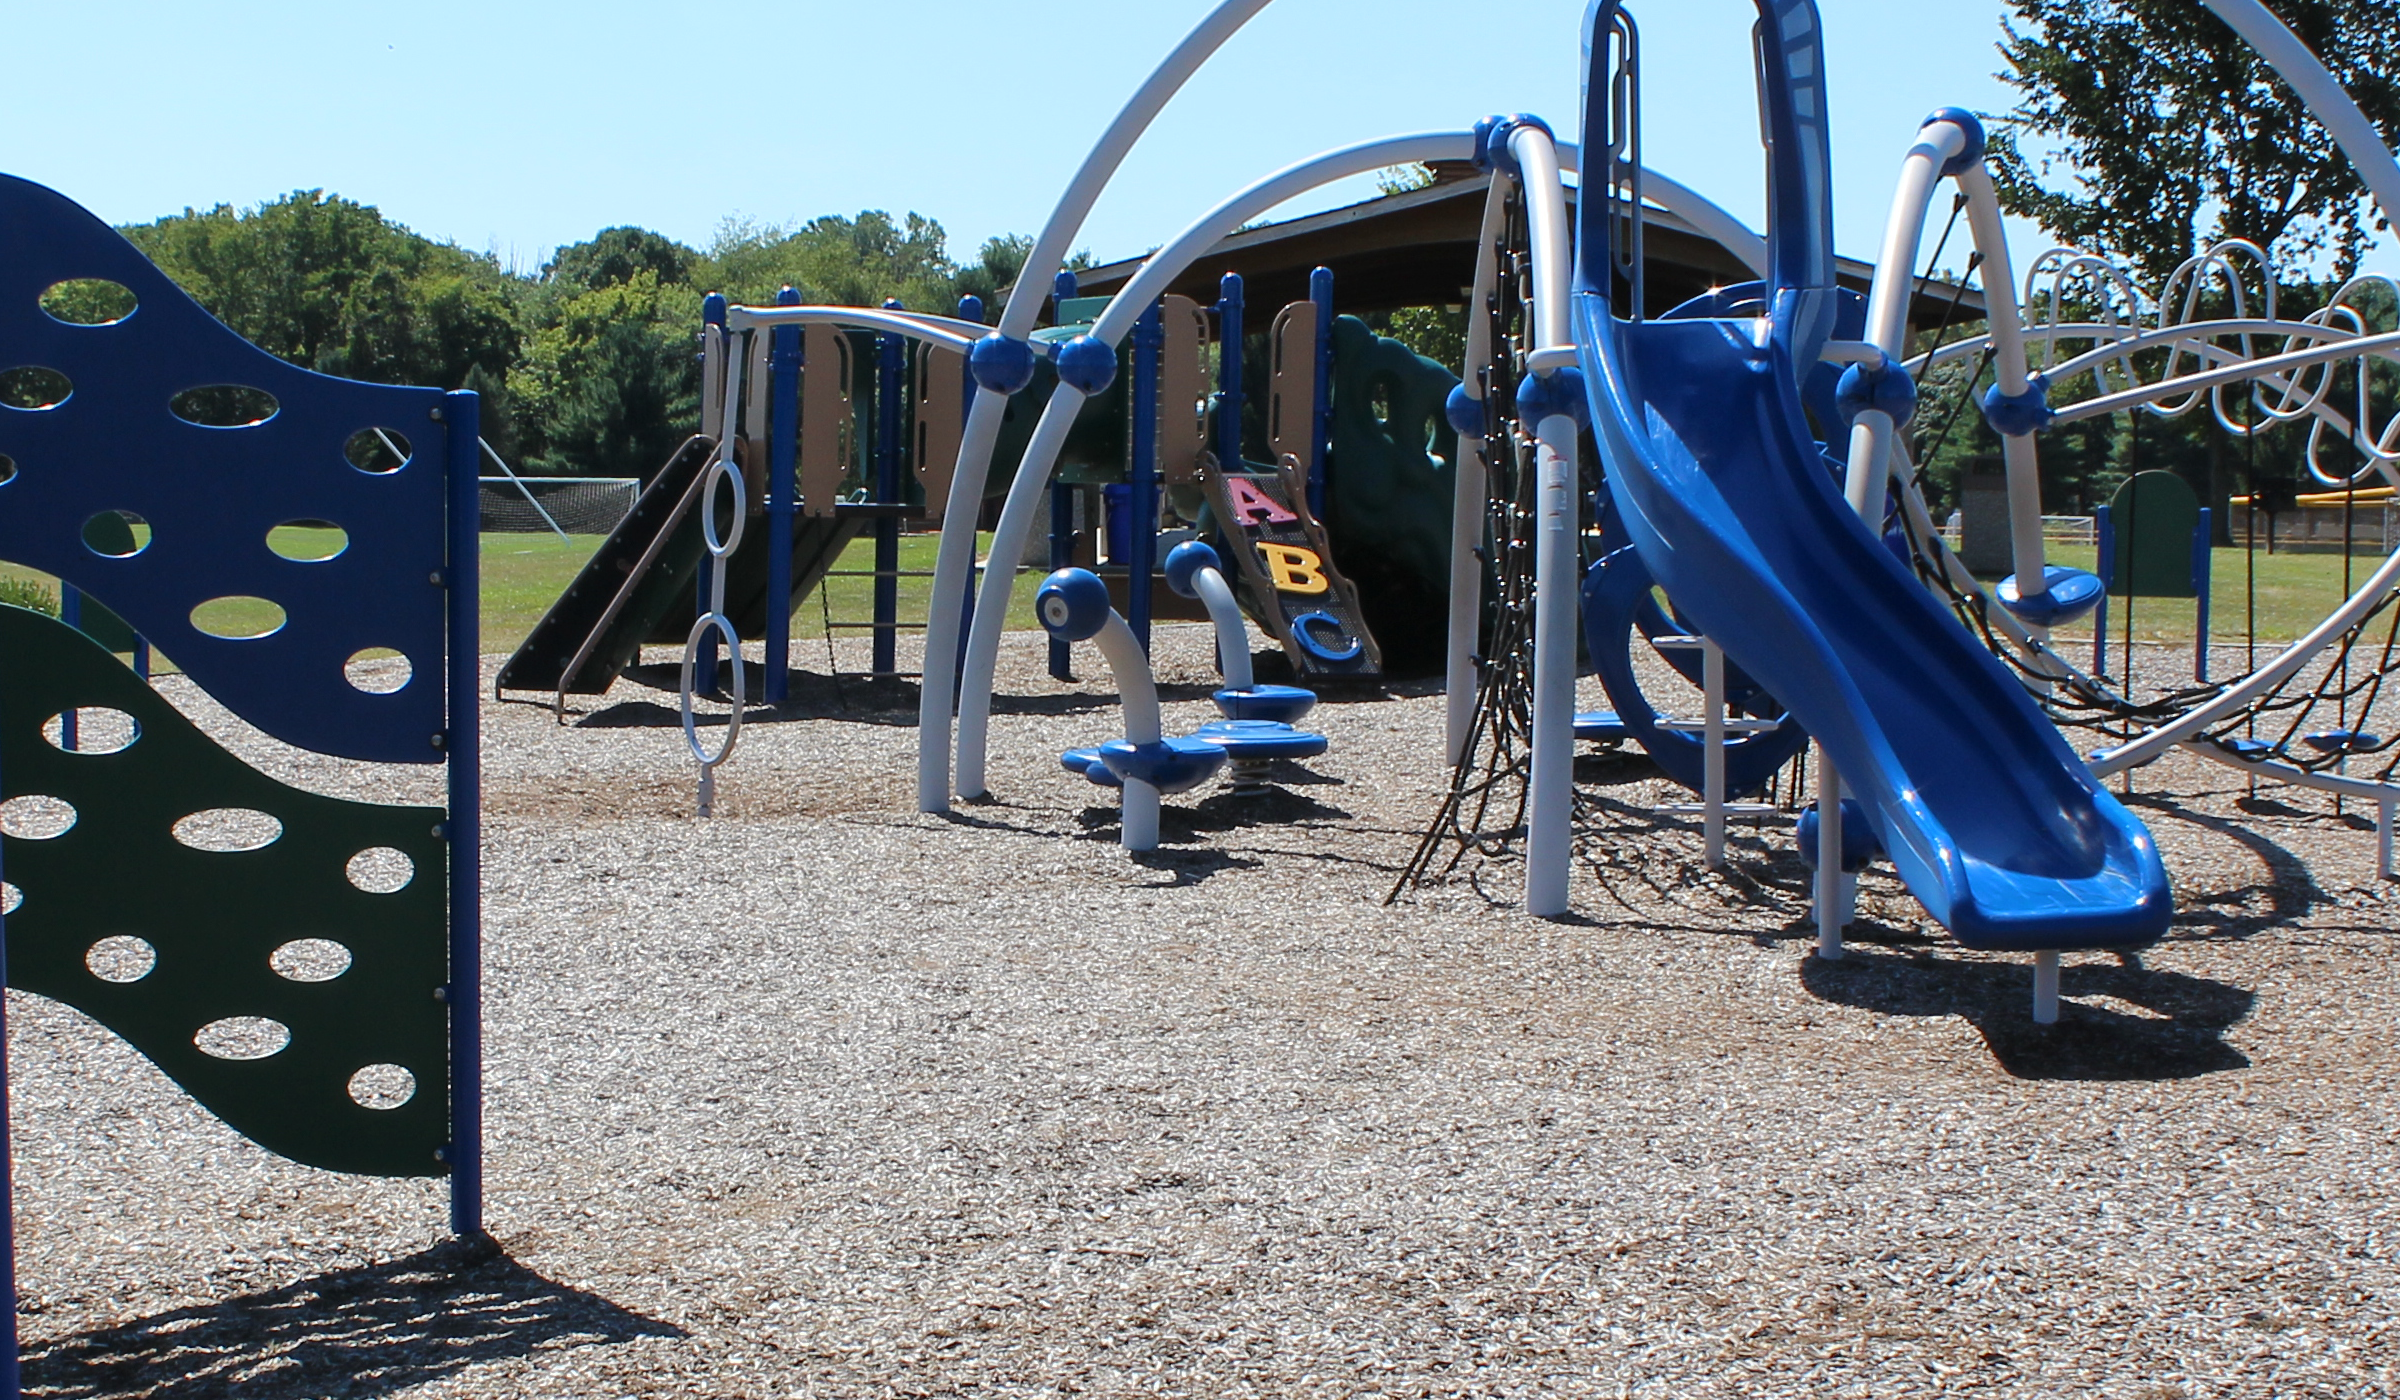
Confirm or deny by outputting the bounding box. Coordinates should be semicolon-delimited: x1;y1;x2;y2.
9;627;2395;1398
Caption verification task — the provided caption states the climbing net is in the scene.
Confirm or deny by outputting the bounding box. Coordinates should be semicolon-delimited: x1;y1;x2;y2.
1392;187;1540;897
1890;236;2400;785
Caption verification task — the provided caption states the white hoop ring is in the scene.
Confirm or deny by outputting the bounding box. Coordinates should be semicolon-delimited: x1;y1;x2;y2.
680;611;746;769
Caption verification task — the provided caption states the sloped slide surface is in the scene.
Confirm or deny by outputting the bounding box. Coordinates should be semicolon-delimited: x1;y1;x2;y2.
1576;301;2171;952
498;436;861;696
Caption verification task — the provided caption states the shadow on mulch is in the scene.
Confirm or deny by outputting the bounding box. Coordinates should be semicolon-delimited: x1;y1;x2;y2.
1801;947;2253;1080
2126;791;2336;941
21;1237;680;1400
1072;786;1351;863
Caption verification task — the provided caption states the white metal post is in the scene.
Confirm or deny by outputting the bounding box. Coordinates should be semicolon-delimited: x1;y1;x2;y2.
1815;750;1843;960
1702;639;1727;868
1526;412;1579;917
2033;950;2062;1024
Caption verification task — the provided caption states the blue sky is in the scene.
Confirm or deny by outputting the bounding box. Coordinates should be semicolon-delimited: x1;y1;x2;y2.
5;1;2388;283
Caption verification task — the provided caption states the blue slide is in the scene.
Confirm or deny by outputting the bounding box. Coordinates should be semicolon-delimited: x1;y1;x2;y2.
1572;0;2169;951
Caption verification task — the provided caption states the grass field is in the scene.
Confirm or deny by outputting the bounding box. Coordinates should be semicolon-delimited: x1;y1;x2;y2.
1984;545;2384;649
3;528;1044;660
5;527;2385;663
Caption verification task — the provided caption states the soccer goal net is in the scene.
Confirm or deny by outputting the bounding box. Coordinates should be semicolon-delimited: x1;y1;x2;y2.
477;477;640;536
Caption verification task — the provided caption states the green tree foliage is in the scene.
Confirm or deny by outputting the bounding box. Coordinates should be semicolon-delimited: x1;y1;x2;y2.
123;190;520;391
109;190;1057;476
542;226;699;296
1990;0;2400;286
701;211;963;312
514;273;699;480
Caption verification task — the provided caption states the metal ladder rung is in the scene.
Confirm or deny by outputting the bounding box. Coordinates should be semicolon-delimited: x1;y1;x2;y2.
1651;634;1709;648
1655;802;1781;817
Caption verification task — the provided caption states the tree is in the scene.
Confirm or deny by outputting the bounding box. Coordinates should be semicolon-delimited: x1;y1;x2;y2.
542;227;700;296
1990;0;2400;287
123;190;520;390
513;272;698;479
701;210;962;312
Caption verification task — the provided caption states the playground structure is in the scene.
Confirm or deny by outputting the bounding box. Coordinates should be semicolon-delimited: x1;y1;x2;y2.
833;0;2400;1023
0;175;483;1395
3;0;2400;1382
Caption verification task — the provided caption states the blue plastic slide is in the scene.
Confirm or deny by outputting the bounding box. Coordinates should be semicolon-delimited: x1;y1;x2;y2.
1572;0;2170;951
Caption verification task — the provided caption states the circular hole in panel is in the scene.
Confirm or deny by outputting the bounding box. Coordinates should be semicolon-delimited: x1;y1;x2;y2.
0;794;77;840
82;510;152;558
344;428;413;475
0;366;73;411
269;938;353;982
347;1063;417;1110
346;847;414;894
267;520;348;561
0;883;19;915
189;596;286;639
43;707;141;754
344;648;411;695
171;807;283;852
40;279;138;326
194;1017;290;1061
0;453;16;485
169;384;279;428
85;935;157;983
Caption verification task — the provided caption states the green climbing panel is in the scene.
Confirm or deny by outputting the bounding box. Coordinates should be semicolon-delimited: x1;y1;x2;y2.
0;604;451;1177
2104;470;2203;599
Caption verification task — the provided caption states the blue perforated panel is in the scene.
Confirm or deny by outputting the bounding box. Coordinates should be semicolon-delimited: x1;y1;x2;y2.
0;175;451;764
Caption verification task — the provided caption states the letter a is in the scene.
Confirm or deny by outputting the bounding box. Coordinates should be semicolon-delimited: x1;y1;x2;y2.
1257;543;1330;594
1224;475;1299;526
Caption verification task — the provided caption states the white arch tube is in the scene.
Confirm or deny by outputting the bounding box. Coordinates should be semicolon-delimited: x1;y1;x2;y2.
1513;122;1579;918
1192;568;1255;691
918;0;1278;813
725;305;1010;351
1957;165;2052;605
952;130;1479;799
1089;611;1165;851
1842;119;1968;519
1447;173;1511;765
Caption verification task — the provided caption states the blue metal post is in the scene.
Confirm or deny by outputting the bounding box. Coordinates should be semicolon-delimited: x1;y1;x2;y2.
1216;273;1245;468
1128;300;1163;650
58;586;79;750
765;286;801;702
1048;271;1080;681
956;296;985;680
874;300;906;676
2194;506;2213;681
441;388;485;1240
1308;266;1335;519
2094;503;2113;677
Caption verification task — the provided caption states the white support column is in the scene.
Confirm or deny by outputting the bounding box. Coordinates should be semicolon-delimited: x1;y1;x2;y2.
1526;411;1580;917
2382;797;2395;879
1446;175;1511;766
1702;639;1727;869
1091;611;1164;852
1815;751;1844;960
2033;950;2062;1025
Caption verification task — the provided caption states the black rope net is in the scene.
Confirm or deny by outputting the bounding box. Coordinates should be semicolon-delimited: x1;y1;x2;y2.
1893;246;2400;786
